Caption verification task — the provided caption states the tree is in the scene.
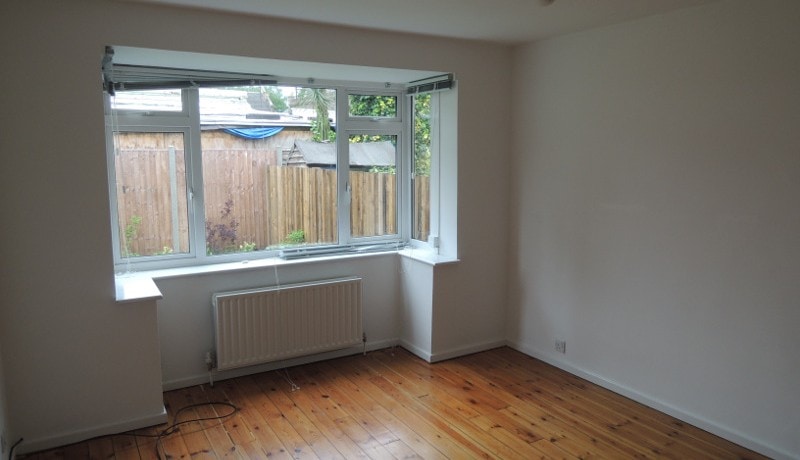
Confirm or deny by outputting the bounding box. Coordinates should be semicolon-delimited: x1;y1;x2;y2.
349;94;396;118
413;94;431;177
295;88;335;142
263;86;288;112
242;85;288;112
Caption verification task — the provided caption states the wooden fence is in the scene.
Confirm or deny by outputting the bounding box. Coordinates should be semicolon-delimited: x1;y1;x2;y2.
115;144;429;256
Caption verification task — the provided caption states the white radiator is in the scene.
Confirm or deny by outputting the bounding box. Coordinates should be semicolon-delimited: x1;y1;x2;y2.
212;277;363;371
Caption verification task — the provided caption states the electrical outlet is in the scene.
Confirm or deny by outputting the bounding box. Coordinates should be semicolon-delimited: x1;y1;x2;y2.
555;340;566;354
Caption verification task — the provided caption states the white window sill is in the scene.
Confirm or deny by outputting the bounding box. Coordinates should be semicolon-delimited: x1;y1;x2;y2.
115;248;458;303
397;248;459;266
115;276;163;303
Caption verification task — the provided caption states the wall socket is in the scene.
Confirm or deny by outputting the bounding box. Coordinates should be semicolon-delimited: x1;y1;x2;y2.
555;340;566;354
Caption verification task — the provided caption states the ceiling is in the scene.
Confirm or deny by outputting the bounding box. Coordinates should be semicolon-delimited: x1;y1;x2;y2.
123;0;720;44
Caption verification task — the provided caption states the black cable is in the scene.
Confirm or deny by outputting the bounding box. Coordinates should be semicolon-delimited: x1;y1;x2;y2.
8;437;23;460
120;401;238;460
156;401;238;459
6;402;236;460
160;401;238;437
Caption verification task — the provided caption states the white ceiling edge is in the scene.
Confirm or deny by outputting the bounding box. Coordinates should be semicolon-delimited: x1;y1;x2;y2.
112;46;447;86
119;0;721;44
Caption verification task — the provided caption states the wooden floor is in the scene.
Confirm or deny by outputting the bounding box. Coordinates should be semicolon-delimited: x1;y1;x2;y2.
24;347;766;459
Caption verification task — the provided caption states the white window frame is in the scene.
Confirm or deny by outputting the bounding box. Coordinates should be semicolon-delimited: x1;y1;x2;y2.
106;83;423;271
340;88;406;246
105;89;205;270
408;91;442;250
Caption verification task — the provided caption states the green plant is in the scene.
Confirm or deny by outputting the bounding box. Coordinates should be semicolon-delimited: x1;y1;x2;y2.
369;165;396;174
123;215;142;257
413;93;431;177
263;86;288;112
284;229;306;245
153;246;173;255
238;241;257;252
206;199;240;255
295;88;335;142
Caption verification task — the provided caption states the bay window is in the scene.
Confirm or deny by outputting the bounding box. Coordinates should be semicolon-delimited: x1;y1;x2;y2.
103;46;453;271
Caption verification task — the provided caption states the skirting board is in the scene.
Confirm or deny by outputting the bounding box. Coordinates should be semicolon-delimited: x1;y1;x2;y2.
166;337;505;392
397;339;431;362
162;339;400;391
399;338;507;363
429;339;507;363
507;340;794;460
15;407;167;455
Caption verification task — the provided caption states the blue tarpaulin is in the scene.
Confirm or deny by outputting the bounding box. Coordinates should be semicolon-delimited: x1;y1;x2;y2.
223;127;284;139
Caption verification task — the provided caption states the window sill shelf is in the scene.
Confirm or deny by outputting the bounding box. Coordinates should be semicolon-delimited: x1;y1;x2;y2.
115;248;458;303
398;248;459;266
115;276;163;303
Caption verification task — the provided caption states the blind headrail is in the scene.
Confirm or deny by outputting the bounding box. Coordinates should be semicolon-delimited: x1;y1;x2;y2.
102;48;277;94
406;73;455;95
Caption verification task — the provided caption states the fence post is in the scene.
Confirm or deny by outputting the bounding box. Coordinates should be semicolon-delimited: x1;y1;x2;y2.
169;145;180;252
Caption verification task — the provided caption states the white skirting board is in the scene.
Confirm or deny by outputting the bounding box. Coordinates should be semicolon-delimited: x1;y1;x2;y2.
15;407;167;456
162;339;399;392
506;340;794;460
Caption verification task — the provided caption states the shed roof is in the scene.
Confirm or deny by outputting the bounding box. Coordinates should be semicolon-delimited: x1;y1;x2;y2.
295;140;395;167
110;88;319;128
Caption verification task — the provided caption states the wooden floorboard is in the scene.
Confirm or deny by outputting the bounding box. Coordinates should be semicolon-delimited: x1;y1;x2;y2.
21;347;768;459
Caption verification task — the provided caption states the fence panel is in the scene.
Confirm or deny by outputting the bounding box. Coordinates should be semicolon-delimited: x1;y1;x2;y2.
414;177;430;242
114;132;190;257
118;148;428;257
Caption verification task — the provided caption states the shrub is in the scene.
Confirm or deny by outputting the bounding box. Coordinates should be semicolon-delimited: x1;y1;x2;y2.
206;199;240;255
123;215;142;257
285;229;306;245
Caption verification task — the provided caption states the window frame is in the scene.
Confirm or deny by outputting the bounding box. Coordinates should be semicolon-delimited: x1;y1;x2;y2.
340;88;406;246
105;89;205;270
409;91;441;250
106;82;431;271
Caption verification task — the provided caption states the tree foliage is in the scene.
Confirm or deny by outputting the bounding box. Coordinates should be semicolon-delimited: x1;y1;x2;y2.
349;94;396;118
413;94;431;177
293;90;431;176
296;88;335;142
242;85;288;112
263;86;288;112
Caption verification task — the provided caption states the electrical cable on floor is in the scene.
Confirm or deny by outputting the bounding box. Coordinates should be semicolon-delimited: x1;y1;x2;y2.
280;368;300;392
118;401;238;460
8;437;23;460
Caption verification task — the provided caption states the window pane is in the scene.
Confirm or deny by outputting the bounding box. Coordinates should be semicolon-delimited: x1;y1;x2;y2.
199;85;338;254
110;89;183;112
349;134;397;238
348;94;397;118
413;94;431;242
113;132;190;258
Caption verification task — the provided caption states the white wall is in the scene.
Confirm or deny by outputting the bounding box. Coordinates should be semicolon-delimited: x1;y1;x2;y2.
509;1;800;458
156;254;403;389
399;257;434;359
0;0;511;453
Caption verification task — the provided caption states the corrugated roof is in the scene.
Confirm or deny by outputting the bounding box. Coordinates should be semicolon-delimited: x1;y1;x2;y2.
295;140;395;167
110;88;317;127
